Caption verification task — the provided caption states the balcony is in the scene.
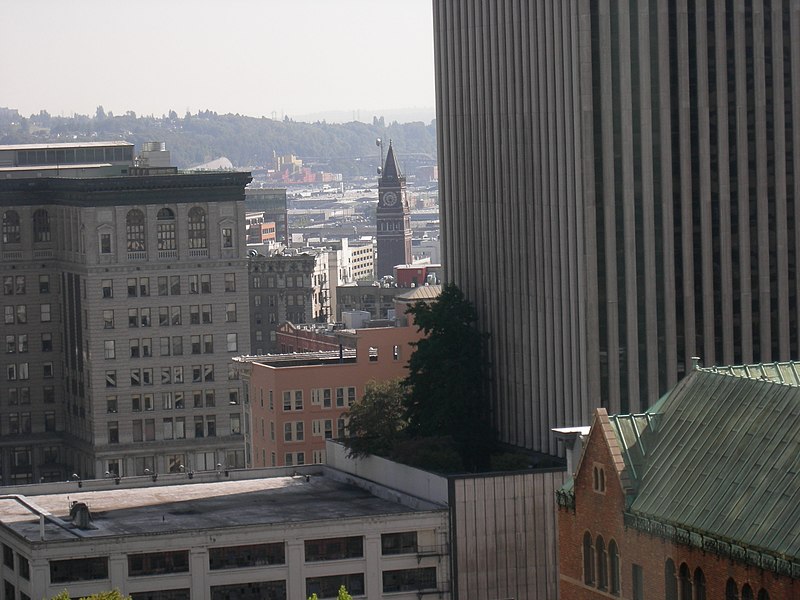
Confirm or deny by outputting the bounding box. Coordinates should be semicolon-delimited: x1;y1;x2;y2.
158;250;178;259
33;248;54;259
127;251;147;261
2;250;23;261
189;248;209;258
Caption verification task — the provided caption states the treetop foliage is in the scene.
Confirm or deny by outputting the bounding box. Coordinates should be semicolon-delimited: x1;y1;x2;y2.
404;283;494;471
0;108;436;175
51;590;131;600
344;378;407;459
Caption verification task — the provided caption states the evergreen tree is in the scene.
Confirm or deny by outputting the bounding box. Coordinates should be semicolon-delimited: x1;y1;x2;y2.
344;379;407;458
404;283;494;470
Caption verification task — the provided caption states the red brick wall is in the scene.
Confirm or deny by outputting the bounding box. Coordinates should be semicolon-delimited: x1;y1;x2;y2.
559;421;798;599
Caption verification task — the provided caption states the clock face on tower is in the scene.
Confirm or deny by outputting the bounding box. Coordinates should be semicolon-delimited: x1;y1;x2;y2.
383;191;398;207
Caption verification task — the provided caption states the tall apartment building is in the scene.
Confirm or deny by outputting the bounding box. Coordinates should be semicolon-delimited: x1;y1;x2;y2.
434;0;800;454
0;141;252;483
248;248;315;354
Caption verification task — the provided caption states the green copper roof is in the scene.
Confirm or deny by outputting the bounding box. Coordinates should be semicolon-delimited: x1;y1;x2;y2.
624;363;800;561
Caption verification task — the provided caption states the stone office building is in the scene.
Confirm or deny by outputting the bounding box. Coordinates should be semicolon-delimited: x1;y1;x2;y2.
0;141;252;483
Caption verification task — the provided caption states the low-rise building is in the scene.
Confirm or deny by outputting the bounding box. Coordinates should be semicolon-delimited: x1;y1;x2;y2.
0;465;449;600
557;361;800;599
235;326;423;468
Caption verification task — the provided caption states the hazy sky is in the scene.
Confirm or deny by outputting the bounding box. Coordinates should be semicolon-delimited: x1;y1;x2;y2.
0;0;436;122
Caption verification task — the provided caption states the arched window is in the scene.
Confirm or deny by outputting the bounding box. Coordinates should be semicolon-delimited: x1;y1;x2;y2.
188;206;207;249
678;563;691;600
126;209;146;252
742;584;754;600
2;210;20;244
157;208;176;251
693;568;706;600
583;532;594;585
608;540;620;595
757;589;770;600
596;535;607;590
726;578;739;600
665;559;677;600
33;209;50;243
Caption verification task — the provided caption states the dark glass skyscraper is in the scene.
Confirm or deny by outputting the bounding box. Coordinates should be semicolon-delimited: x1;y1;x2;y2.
434;0;800;454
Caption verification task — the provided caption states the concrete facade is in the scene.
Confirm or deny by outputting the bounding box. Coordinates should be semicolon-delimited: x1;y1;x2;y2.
247;249;315;354
434;0;800;454
0;467;449;600
0;142;253;483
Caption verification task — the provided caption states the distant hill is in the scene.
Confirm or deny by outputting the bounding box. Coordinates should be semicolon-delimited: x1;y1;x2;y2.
0;108;437;174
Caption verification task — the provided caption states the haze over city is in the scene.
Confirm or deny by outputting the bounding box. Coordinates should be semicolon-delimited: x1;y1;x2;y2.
0;0;436;123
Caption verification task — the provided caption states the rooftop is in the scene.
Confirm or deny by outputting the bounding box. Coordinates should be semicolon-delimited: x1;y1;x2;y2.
568;360;800;565
0;467;436;544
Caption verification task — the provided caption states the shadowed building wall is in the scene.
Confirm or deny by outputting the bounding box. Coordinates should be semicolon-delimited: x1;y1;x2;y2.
434;0;800;454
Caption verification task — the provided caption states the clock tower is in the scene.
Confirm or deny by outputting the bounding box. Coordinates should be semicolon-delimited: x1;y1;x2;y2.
376;141;412;278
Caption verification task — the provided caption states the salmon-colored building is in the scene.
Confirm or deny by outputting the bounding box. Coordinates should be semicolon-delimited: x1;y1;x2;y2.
236;325;424;468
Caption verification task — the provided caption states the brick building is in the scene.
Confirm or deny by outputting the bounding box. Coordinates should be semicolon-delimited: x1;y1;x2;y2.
235;326;423;468
557;362;800;599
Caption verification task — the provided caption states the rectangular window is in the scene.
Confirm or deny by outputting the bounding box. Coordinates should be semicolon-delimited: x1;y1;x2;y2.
172;336;183;356
127;278;138;297
211;582;286;599
101;279;113;298
203;334;214;354
171;306;181;326
160;337;170;357
108;421;119;444
202;304;212;324
132;420;144;442
107;397;118;413
140;308;150;327
230;414;241;435
40;304;51;322
41;332;53;352
43;362;53;378
194;416;204;438
304;536;363;562
104;340;116;359
191;335;201;355
130;339;140;358
50;557;109;583
632;564;644;600
221;228;233;248
382;568;437;594
103;309;114;328
170;275;181;295
4;306;13;324
208;543;285;570
306;574;365;599
100;233;112;254
175;416;185;439
127;551;189;577
16;305;26;323
105;370;117;387
224;273;236;292
132;395;142;412
201;274;211;293
39;275;50;294
157;276;169;296
189;275;199;294
190;305;200;325
139;277;149;297
145;418;155;441
284;422;292;442
206;417;216;437
225;303;237;322
226;333;237;352
381;532;418;555
295;421;304;441
163;418;174;440
159;306;169;326
129;308;139;328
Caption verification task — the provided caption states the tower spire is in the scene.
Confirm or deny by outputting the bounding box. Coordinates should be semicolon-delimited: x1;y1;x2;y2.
380;140;402;183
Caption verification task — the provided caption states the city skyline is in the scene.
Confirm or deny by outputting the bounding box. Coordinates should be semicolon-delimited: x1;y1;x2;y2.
0;0;436;122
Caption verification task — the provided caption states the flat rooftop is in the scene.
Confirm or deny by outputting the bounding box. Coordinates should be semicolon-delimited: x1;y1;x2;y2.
0;469;431;543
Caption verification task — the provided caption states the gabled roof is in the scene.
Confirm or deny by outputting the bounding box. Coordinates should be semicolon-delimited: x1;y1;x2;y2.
619;362;800;561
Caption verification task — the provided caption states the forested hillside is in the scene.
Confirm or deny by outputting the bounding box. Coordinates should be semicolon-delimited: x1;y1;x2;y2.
0;108;437;173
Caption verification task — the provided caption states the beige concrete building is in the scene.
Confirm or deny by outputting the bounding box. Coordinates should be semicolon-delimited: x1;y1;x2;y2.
0;465;449;600
0;142;252;483
435;0;800;454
